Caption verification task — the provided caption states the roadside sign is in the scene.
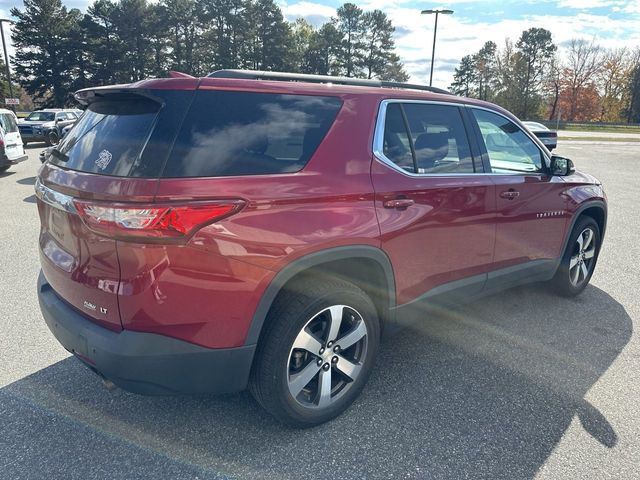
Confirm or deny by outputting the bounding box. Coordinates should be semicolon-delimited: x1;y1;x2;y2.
4;98;20;105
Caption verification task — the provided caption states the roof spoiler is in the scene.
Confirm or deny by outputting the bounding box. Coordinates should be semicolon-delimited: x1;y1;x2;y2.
74;87;164;106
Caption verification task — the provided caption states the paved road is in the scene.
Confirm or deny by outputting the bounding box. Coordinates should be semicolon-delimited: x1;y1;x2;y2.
1;142;639;479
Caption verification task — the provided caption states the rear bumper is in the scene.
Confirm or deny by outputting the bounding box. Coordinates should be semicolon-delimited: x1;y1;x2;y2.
37;271;256;395
0;152;27;167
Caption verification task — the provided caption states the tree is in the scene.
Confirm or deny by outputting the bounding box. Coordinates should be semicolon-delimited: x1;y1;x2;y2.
626;50;640;123
303;22;342;75
561;39;602;121
545;55;562;121
11;0;80;106
450;55;476;97
336;3;364;77
289;18;315;73
83;0;120;85
245;0;295;71
360;10;407;81
474;41;496;101
598;48;630;122
515;27;557;118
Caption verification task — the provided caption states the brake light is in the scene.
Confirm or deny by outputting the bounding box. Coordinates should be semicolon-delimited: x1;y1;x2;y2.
73;200;245;241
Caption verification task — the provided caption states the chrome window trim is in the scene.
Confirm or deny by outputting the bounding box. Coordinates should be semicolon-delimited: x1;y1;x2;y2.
372;99;551;178
34;178;78;214
372;99;483;178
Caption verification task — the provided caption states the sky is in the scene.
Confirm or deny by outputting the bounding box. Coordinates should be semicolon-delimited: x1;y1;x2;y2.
2;0;640;88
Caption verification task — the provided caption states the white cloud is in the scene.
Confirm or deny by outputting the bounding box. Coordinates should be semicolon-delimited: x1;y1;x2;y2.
281;1;336;25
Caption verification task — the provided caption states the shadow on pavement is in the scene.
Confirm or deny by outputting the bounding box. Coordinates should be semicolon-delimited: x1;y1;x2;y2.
0;284;631;479
0;170;16;179
17;176;36;186
23;195;37;204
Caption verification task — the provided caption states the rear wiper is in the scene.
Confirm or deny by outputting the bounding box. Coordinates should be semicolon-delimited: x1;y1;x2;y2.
49;147;69;162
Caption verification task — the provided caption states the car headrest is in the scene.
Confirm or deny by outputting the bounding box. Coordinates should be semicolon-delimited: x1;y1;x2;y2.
414;132;449;169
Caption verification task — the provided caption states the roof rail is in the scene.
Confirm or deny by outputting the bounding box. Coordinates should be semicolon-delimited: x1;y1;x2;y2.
207;69;451;95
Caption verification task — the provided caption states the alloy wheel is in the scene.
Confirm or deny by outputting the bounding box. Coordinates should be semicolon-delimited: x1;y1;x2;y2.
569;227;597;287
287;305;368;409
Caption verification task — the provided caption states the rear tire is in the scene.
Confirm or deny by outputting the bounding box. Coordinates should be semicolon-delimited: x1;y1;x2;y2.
551;216;601;297
250;276;380;428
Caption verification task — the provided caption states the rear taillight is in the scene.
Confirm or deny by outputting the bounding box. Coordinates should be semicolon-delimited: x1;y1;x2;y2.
73;200;245;241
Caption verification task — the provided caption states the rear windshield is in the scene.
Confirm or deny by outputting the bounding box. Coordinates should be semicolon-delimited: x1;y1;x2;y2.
162;91;342;177
0;113;17;133
49;98;160;176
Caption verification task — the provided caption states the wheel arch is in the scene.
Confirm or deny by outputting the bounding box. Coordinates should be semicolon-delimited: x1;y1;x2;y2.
562;200;607;257
244;246;396;346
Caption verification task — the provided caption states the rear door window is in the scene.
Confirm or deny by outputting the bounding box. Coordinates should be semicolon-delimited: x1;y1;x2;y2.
162;91;343;177
0;113;18;133
49;98;160;176
379;102;478;174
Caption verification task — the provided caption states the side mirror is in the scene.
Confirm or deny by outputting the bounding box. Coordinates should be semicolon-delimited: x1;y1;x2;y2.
550;155;575;176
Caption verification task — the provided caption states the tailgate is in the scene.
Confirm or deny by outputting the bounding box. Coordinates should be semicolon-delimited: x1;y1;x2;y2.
36;180;123;329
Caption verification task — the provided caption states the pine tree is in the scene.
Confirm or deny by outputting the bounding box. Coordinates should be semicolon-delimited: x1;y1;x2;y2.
336;3;364;77
11;0;80;106
303;22;342;75
450;55;476;97
515;28;557;118
361;10;408;81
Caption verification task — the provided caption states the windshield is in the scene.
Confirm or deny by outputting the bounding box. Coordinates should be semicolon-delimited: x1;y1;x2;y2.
26;112;56;122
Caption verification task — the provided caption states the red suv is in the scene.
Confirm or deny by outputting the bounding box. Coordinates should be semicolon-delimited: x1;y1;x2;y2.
36;70;606;427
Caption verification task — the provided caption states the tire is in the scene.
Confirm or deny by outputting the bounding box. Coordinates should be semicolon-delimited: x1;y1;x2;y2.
46;130;59;146
250;276;380;428
551;215;601;297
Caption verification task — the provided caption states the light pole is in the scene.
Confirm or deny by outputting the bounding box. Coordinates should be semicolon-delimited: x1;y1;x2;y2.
421;8;453;86
0;19;14;108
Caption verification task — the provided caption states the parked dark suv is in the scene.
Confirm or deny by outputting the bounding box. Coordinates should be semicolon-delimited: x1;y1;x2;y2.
19;109;79;145
36;70;606;427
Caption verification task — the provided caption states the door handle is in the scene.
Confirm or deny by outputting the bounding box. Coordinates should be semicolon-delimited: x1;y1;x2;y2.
499;189;520;200
383;198;415;209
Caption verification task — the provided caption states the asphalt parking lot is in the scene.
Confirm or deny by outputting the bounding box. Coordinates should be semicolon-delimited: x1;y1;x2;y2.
1;140;639;479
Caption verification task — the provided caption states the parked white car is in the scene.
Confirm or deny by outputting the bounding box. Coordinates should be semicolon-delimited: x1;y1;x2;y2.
523;121;557;151
0;109;27;173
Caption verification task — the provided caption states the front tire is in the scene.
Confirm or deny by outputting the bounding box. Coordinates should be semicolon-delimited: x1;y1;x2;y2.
46;130;59;146
250;276;380;428
551;216;601;297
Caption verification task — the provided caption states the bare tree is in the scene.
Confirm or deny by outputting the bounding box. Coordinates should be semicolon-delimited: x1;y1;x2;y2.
563;39;603;120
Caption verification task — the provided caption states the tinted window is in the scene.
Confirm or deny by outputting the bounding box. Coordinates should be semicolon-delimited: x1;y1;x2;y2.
49;98;160;176
381;102;476;174
0;113;18;133
163;91;342;178
472;109;543;173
